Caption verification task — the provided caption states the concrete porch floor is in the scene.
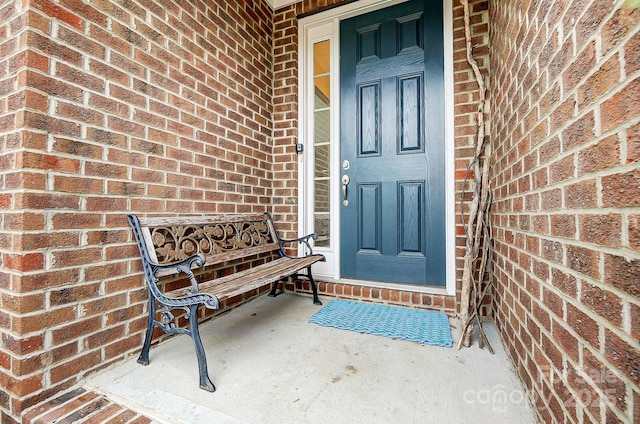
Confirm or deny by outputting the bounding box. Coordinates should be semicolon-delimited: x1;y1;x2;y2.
77;293;537;424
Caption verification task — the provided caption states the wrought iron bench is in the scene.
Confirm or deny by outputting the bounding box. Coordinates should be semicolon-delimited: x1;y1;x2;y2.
127;212;325;392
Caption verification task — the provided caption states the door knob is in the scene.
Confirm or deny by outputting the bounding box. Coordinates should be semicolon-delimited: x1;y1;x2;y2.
342;174;350;206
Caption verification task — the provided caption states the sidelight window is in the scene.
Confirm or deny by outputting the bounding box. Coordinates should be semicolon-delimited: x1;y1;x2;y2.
312;40;332;247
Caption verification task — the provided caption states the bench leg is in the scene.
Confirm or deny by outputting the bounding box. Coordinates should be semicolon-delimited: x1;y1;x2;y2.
188;304;216;392
137;291;155;366
270;269;323;305
307;266;323;305
268;281;280;298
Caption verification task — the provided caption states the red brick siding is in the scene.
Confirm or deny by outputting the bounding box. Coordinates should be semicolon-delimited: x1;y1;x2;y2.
2;0;493;421
490;1;639;422
1;1;33;422
0;0;273;421
273;0;490;315
286;279;457;315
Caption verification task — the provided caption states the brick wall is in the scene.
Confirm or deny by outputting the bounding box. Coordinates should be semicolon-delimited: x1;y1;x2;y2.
0;0;273;421
0;0;25;418
490;1;639;422
273;0;490;316
0;0;494;421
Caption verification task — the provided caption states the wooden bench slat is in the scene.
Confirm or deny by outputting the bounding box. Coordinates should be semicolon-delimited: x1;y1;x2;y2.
138;213;271;227
165;255;323;301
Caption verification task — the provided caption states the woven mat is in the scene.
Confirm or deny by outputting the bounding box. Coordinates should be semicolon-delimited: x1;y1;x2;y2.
309;299;453;348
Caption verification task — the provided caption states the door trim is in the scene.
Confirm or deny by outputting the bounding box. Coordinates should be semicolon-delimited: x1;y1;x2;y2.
297;0;455;295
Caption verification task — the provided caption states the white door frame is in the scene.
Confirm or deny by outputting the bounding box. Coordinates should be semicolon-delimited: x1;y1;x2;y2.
297;0;455;295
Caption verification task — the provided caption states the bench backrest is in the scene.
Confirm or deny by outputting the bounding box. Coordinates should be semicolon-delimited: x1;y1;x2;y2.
128;213;281;278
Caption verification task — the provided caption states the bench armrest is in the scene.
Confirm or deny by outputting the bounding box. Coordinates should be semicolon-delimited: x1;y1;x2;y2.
146;254;221;309
150;253;205;294
278;233;319;258
166;292;220;310
152;253;205;273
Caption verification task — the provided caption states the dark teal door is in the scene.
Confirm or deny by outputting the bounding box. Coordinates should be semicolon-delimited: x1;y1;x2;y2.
340;0;446;286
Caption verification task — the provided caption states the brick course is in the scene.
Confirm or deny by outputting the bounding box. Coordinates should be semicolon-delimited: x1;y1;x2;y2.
490;1;640;422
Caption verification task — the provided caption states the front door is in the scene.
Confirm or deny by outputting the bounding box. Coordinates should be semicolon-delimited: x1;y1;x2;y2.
339;0;446;286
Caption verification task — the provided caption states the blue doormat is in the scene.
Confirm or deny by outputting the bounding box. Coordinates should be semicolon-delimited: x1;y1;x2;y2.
309;299;453;348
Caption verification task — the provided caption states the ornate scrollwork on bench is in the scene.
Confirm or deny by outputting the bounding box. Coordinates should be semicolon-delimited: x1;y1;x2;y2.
150;220;274;264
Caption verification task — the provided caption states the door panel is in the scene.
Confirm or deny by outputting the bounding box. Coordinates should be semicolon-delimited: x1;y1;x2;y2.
399;74;423;152
399;180;423;254
358;182;381;252
340;0;445;286
358;82;381;155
